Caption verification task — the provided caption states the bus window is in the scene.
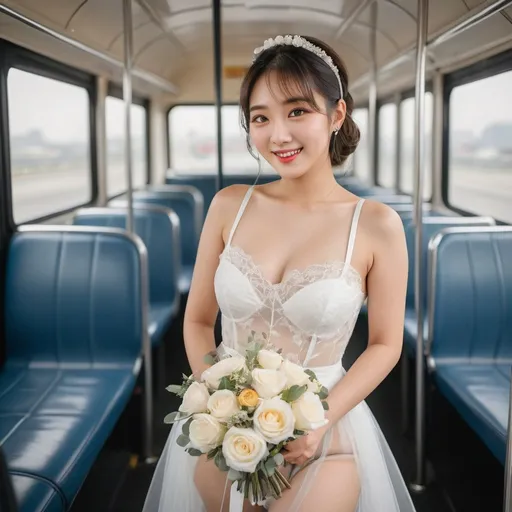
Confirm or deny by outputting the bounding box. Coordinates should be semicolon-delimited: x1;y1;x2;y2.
8;68;91;224
378;102;397;189
168;104;272;175
352;108;369;183
399;92;433;198
106;97;148;197
447;70;512;222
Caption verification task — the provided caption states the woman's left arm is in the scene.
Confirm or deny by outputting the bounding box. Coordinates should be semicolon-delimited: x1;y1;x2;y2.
283;203;408;464
322;202;408;427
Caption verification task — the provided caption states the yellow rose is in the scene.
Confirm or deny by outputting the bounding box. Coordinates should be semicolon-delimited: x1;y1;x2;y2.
238;388;259;407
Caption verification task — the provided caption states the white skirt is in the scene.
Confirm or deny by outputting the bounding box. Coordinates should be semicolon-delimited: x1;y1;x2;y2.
142;362;417;512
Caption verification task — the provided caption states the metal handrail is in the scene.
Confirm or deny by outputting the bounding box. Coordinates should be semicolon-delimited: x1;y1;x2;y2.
0;3;178;94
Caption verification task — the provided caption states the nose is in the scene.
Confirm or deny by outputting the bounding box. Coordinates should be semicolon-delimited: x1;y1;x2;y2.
270;118;292;147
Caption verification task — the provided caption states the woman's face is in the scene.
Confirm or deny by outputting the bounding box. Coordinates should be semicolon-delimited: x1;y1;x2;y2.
248;71;343;179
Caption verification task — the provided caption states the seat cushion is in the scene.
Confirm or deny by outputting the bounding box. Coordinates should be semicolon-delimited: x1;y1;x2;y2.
178;264;194;294
148;302;176;346
403;307;428;356
435;363;509;464
11;473;65;512
0;366;136;504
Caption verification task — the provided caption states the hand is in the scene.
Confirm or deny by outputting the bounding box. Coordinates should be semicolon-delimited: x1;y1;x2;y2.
281;427;327;466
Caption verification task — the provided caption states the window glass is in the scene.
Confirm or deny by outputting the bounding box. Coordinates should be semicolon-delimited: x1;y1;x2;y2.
106;96;148;196
378;103;397;188
399;92;433;198
8;68;91;223
168;104;275;175
448;70;512;222
352;108;370;183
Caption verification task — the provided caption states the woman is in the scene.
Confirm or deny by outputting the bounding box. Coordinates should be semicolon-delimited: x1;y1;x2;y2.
143;35;415;512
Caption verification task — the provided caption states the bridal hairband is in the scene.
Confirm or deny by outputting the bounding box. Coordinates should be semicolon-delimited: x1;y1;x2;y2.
253;35;343;99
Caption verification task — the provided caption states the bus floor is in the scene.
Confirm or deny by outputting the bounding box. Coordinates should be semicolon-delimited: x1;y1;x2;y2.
70;310;503;512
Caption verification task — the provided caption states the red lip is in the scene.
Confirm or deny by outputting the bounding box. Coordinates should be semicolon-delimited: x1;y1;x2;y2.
272;148;302;163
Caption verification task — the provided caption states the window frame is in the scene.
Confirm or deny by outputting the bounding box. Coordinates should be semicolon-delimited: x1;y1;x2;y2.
107;82;151;196
441;48;512;220
0;39;98;227
396;81;434;200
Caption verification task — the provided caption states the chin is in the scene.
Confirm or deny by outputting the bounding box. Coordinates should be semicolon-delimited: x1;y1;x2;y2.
269;158;311;180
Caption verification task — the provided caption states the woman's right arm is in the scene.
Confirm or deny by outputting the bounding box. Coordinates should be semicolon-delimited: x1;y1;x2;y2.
183;184;248;378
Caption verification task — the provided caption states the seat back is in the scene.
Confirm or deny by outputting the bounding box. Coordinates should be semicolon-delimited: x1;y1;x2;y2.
73;206;180;311
427;227;512;363
5;227;148;367
405;216;496;310
113;187;200;268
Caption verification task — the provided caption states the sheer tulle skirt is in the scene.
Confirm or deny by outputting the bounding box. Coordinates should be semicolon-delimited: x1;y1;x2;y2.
142;362;416;512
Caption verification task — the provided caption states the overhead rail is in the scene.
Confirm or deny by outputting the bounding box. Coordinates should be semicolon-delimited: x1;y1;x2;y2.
0;3;179;95
351;0;512;89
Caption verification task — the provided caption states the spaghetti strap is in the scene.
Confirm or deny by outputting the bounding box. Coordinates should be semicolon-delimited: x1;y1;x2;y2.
226;185;255;247
344;199;365;269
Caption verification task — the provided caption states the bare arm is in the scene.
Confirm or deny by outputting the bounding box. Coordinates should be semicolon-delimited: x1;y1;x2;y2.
183;185;249;378
321;202;408;426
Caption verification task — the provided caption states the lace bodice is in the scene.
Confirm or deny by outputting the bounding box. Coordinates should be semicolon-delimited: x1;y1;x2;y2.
214;186;366;368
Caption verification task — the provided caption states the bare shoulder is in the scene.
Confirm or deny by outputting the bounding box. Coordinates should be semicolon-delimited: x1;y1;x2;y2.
207;184;252;217
359;198;405;242
206;184;253;241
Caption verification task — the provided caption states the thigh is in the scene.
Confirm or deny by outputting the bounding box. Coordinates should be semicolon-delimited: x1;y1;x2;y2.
194;456;263;512
269;459;360;512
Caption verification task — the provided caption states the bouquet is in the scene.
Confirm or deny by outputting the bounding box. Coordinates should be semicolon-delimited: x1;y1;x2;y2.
164;335;330;505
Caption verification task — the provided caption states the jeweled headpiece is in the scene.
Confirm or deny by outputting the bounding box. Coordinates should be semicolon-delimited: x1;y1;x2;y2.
253;35;343;99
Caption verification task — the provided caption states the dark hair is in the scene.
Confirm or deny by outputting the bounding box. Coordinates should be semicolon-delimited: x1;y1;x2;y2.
239;35;360;167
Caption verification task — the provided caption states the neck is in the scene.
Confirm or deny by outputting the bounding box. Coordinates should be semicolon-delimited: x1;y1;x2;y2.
276;163;340;204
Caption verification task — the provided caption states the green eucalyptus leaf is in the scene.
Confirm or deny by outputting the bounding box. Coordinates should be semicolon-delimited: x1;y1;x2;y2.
322;400;329;411
177;434;189;447
182;417;193;436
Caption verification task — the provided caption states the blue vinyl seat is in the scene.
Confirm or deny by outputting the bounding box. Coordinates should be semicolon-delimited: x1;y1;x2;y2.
0;227;149;511
403;217;495;356
427;226;512;464
113;186;202;294
73;206;180;346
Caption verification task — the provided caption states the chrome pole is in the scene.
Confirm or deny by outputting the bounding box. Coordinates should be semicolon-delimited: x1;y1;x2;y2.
212;0;224;191
411;0;429;493
123;0;134;234
368;1;378;187
504;370;512;512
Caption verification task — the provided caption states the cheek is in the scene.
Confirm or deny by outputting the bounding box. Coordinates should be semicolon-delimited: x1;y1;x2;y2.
249;128;269;153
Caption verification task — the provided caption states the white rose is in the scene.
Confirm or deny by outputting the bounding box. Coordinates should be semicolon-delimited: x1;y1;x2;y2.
222;427;268;473
280;359;310;388
178;382;210;414
201;356;247;390
207;389;240;421
189;413;226;453
257;349;283;370
253;397;295;444
251;368;287;399
292;391;329;431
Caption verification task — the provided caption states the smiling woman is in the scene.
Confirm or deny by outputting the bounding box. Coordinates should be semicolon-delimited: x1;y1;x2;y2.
239;35;360;177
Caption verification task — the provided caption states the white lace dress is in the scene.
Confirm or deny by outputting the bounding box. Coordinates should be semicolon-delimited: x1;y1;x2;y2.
143;186;417;512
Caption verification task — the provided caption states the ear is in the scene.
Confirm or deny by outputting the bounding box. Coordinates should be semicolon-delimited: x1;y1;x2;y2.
331;99;346;133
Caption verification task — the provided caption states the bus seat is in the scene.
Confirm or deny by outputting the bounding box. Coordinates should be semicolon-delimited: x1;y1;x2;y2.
428;227;512;464
113;185;202;294
73;206;181;346
0;228;146;509
11;473;65;512
403;217;495;356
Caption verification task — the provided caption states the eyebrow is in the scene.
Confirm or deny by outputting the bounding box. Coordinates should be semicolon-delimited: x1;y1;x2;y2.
249;96;311;113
